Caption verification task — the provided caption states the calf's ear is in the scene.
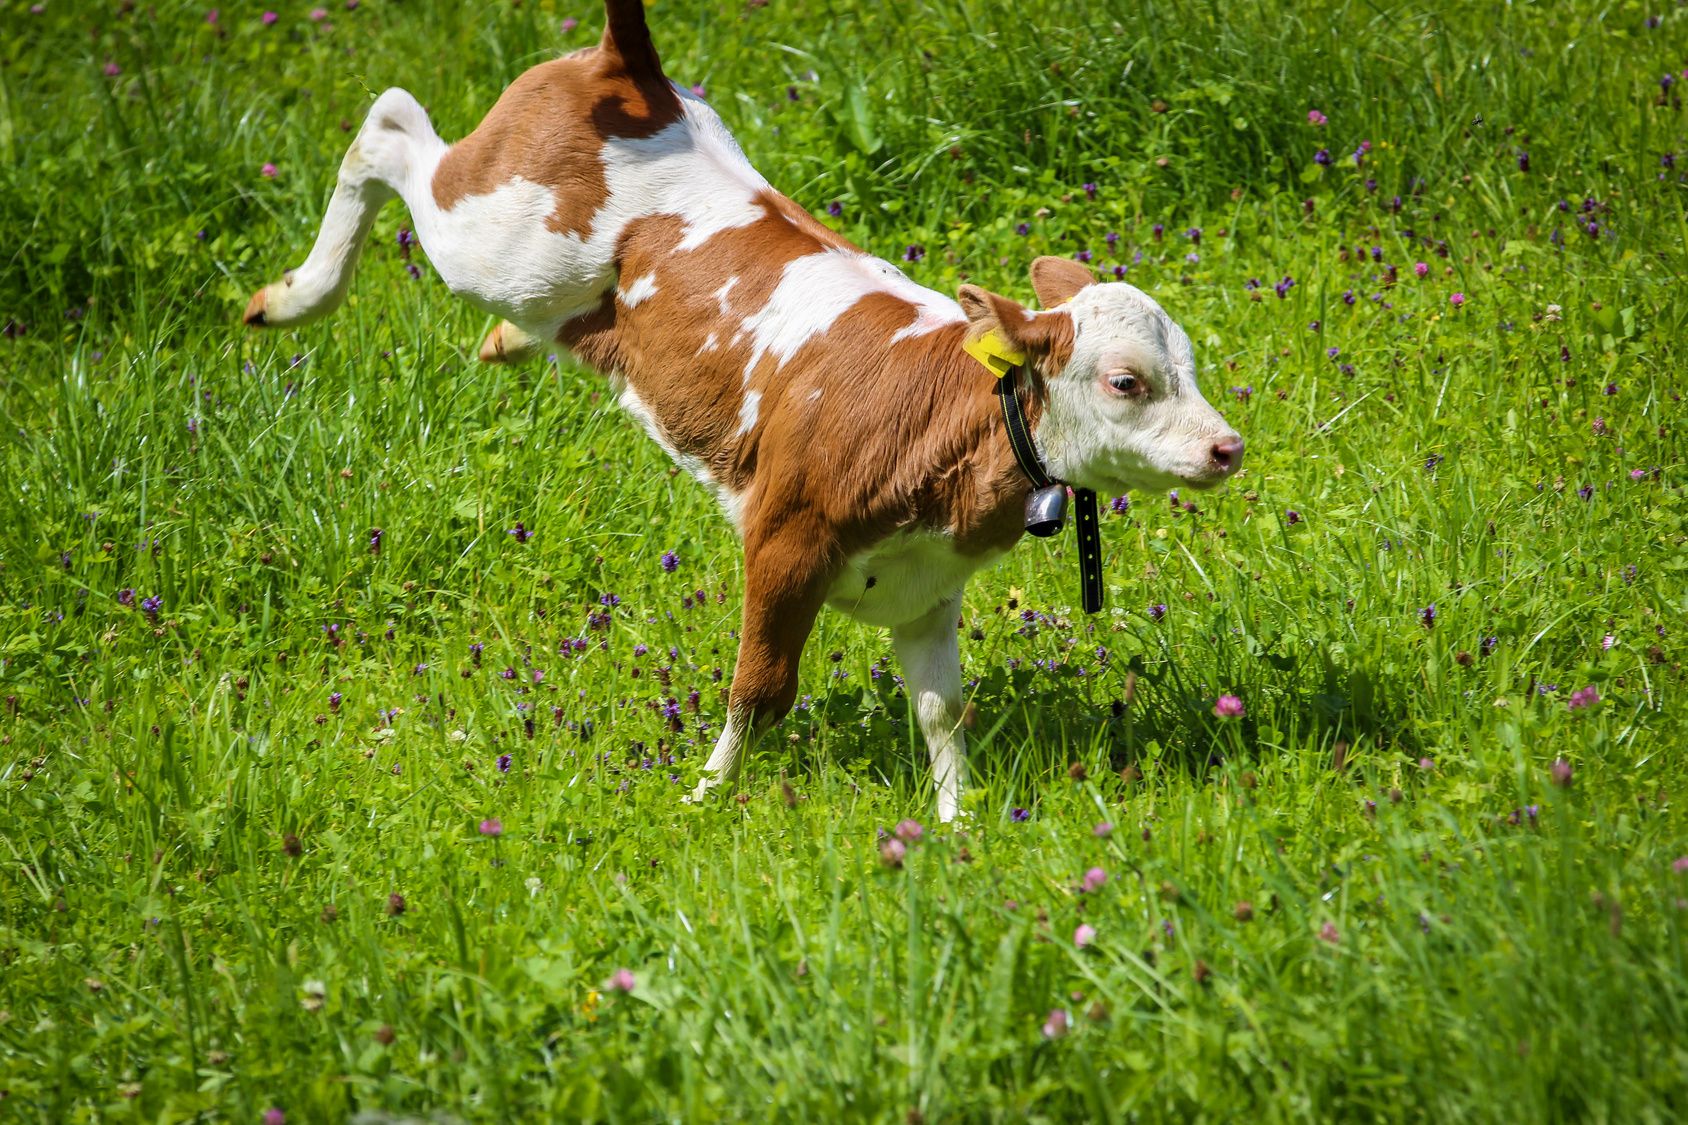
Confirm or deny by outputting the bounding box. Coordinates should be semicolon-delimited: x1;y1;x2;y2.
1029;256;1095;308
958;283;1075;372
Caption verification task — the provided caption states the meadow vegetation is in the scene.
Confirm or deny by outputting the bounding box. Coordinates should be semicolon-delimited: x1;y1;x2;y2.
1;0;1685;1120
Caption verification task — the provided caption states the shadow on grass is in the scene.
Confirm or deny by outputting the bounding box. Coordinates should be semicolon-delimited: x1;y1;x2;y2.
776;649;1424;793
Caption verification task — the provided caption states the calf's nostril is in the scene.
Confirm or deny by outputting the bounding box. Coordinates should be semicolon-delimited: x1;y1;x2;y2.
1210;438;1244;471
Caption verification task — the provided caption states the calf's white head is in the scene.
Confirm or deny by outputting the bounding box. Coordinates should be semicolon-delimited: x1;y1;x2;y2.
959;257;1243;493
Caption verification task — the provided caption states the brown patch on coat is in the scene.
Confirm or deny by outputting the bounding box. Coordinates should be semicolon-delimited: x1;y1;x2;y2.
430;45;682;240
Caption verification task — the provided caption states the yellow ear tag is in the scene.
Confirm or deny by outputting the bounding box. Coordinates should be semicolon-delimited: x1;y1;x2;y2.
963;329;1027;378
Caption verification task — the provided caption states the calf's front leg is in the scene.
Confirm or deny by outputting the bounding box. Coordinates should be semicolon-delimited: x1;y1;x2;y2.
891;592;968;823
693;532;832;802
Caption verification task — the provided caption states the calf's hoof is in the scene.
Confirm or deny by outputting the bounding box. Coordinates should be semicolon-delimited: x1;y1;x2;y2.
243;288;269;327
478;321;542;364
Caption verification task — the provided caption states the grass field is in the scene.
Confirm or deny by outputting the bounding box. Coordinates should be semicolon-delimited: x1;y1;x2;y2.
2;0;1686;1120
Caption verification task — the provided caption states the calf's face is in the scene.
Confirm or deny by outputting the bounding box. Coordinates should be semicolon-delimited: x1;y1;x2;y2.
960;257;1244;494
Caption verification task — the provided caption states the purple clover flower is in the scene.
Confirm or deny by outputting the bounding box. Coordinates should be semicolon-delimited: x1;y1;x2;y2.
1212;694;1245;718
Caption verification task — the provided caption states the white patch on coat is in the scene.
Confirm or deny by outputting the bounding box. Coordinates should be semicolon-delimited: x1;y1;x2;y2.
620;272;658;307
737;251;963;384
825;529;1003;629
416;97;771;337
736;389;761;436
714;276;740;315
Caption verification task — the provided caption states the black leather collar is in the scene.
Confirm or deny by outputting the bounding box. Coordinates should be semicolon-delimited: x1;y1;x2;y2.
995;367;1104;614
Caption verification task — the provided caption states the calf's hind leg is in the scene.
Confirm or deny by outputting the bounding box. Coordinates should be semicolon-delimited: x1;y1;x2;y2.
244;88;444;328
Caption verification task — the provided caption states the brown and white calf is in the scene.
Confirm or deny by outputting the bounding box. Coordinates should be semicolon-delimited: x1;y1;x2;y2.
244;0;1243;821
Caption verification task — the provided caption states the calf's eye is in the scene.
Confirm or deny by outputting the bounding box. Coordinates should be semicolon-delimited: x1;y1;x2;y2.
1108;371;1140;394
